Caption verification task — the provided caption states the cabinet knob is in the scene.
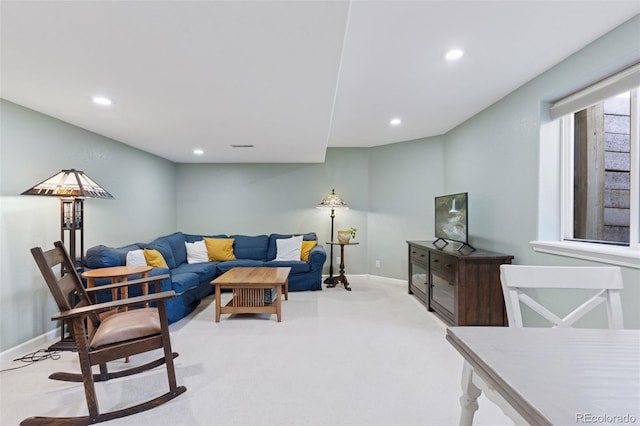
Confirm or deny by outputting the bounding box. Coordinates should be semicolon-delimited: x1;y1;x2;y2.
445;263;453;268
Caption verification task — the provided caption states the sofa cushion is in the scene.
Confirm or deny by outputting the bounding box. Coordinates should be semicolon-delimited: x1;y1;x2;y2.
169;272;200;294
204;237;236;261
215;259;264;274
144;239;177;269
231;234;269;261
126;249;147;267
184;234;227;243
172;262;218;283
274;235;303;261
263;260;311;274
85;244;141;268
185;240;208;264
157;232;187;266
144;249;168;268
300;240;317;261
267;233;317;261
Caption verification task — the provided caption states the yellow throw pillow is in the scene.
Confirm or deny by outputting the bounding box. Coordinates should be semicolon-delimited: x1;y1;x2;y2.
204;237;236;261
143;249;168;268
300;240;317;262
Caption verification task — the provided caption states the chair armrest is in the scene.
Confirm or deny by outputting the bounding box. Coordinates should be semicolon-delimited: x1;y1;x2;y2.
52;290;176;321
84;274;170;294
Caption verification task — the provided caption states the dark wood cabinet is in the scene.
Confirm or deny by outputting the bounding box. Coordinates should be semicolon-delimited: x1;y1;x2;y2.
407;241;514;326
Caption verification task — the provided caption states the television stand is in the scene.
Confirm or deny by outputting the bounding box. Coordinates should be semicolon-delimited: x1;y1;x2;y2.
407;240;514;326
432;238;476;253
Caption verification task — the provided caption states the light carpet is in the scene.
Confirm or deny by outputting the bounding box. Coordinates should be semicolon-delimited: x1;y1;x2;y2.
0;276;510;425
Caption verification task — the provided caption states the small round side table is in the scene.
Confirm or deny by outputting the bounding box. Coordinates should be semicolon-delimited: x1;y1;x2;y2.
82;265;153;302
325;241;359;291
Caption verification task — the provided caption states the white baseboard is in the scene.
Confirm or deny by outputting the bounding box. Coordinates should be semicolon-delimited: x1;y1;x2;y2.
322;274;407;287
0;328;60;364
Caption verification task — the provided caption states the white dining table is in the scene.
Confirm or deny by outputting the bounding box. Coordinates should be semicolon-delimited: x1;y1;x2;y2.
446;327;640;426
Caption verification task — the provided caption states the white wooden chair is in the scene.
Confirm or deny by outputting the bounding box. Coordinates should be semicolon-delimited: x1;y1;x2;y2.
458;265;625;425
500;265;624;329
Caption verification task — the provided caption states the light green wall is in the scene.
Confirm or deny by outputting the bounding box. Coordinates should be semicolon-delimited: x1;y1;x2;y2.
1;16;639;353
442;15;640;328
0;100;177;351
368;137;445;278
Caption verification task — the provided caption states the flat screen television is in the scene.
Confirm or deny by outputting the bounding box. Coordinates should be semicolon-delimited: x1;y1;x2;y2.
433;192;475;252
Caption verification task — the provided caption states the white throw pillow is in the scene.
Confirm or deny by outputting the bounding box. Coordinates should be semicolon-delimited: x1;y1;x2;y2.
185;240;208;264
126;249;147;267
274;235;303;261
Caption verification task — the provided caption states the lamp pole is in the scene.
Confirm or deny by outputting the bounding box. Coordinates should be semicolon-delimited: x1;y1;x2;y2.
324;207;336;285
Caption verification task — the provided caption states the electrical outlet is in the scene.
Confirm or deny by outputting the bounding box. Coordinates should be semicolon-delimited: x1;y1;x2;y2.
375;260;381;268
336;256;341;264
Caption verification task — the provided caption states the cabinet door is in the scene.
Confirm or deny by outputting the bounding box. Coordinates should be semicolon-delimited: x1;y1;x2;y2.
430;270;455;325
431;272;455;316
409;261;428;305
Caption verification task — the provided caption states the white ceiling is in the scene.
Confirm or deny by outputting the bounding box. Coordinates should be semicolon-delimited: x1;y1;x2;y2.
1;1;639;163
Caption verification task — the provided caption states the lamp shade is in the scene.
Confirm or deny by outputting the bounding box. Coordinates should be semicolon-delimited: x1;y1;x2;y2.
317;189;348;209
21;169;114;199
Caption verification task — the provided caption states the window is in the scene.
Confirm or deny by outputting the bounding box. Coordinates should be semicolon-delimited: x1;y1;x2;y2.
564;89;637;245
531;64;640;269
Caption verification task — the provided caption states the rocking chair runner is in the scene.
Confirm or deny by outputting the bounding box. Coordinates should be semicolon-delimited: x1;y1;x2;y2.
24;241;186;426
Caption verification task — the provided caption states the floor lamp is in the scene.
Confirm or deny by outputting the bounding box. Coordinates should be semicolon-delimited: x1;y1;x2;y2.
22;168;114;351
317;189;348;285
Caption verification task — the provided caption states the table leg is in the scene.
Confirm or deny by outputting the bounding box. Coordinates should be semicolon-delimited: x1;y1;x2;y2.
111;277;118;306
459;361;482;426
120;277;128;308
142;271;149;308
86;278;96;335
283;279;289;301
215;283;221;322
275;285;282;322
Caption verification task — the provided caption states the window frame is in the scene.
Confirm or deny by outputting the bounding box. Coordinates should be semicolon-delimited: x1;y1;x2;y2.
531;72;640;269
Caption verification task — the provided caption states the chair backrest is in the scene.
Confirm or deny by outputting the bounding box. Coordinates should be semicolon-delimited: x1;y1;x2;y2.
31;241;99;326
500;265;624;329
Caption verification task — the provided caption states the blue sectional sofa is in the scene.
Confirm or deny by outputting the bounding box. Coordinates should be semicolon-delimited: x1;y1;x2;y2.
84;232;326;323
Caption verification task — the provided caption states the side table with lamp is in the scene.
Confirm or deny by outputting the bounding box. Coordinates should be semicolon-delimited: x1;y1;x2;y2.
316;189;349;286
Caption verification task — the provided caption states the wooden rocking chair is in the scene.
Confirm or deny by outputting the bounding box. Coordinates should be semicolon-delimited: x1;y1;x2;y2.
23;241;186;425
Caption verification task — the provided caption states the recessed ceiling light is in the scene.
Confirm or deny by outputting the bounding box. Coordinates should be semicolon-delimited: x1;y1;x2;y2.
92;96;112;106
390;118;402;126
193;149;204;155
445;49;464;61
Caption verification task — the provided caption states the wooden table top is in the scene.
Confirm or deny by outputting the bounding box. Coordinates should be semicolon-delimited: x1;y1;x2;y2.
81;265;152;279
211;267;291;285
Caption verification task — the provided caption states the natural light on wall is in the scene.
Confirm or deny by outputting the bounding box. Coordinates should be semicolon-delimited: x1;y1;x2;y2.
532;63;640;269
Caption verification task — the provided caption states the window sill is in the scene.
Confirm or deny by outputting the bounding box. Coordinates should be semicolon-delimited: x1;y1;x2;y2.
530;240;640;269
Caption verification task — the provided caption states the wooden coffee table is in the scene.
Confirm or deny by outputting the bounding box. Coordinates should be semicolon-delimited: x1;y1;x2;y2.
211;267;291;322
